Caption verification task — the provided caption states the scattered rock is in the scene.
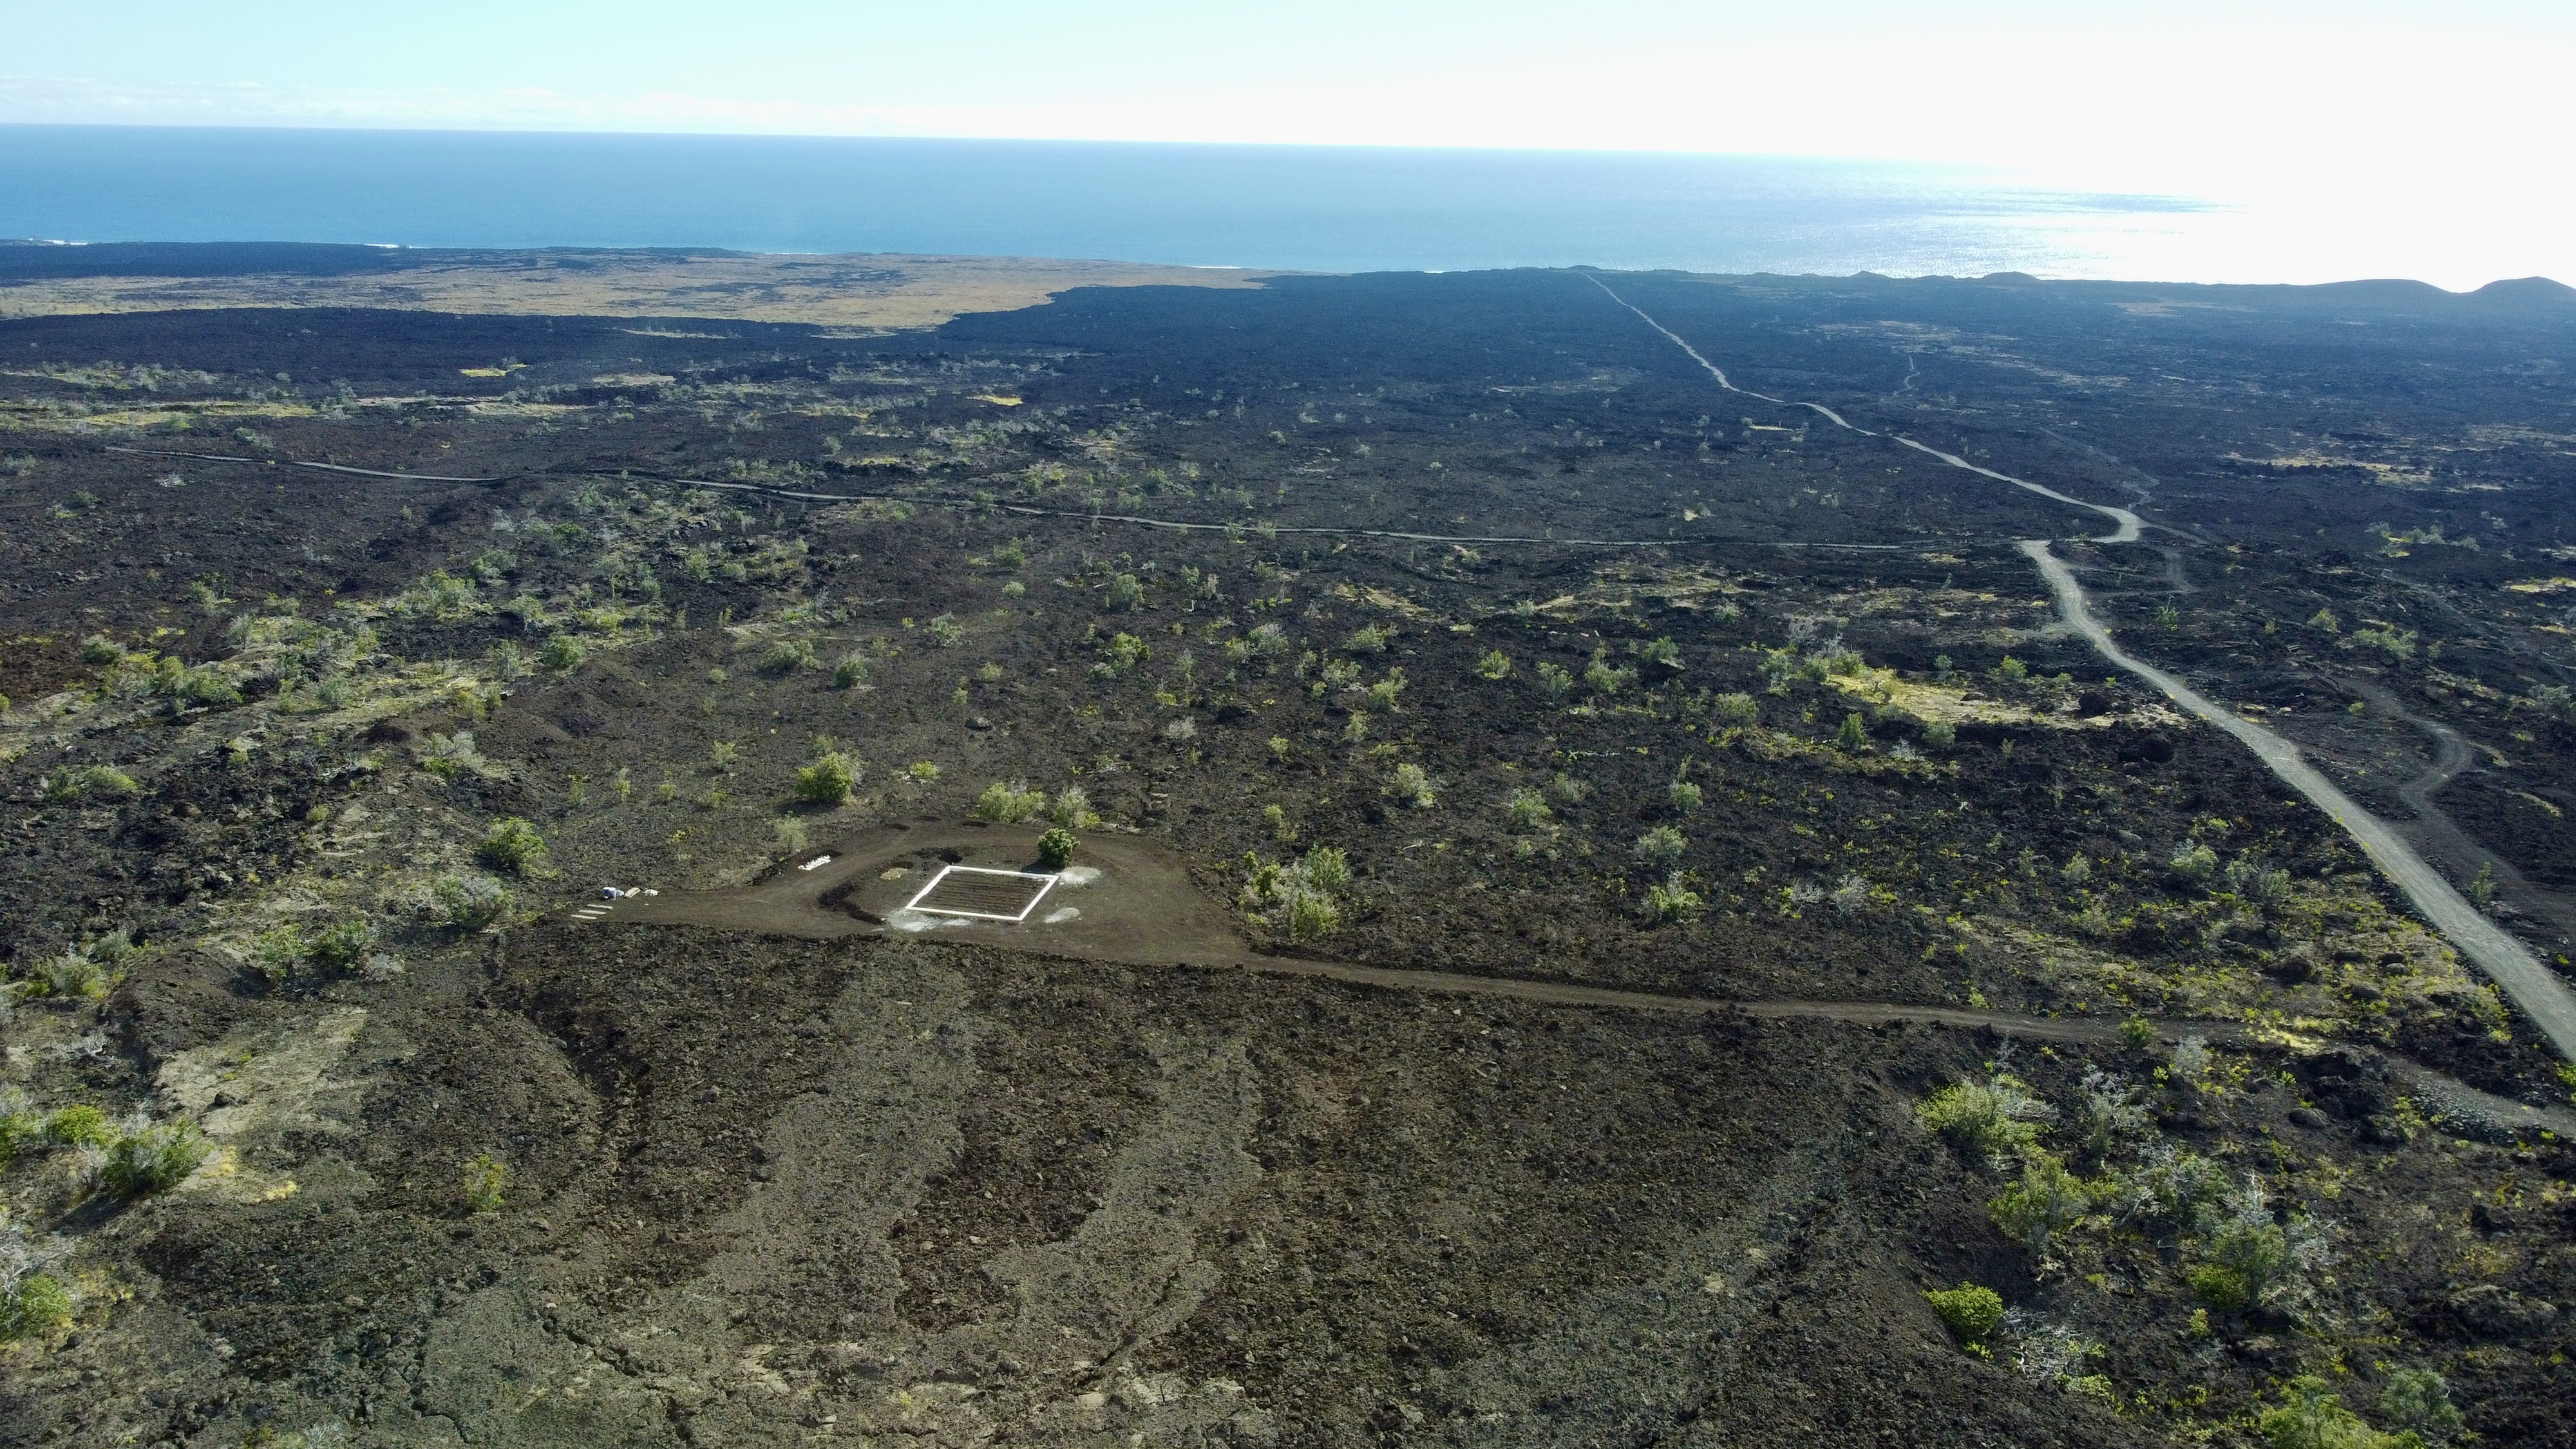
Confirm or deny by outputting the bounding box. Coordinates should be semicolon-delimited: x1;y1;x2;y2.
2450;1285;2557;1341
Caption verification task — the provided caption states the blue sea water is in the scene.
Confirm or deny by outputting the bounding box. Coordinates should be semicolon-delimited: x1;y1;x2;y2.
0;124;2216;279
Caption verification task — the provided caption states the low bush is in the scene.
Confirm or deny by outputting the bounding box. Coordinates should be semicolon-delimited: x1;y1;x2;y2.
831;652;871;688
794;750;858;806
1989;1157;2090;1257
975;780;1046;823
1049;786;1096;829
1093;631;1150;677
43;764;138;803
99;1115;213;1197
1387;762;1437;809
462;1153;507;1213
0;1272;73;1341
1632;825;1687;866
1504;788;1553;829
306;916;377;974
43;1105;114;1148
1037;828;1078;869
540;635;588;672
1923;1283;2005;1346
1643;875;1703;922
2378;1368;2462;1444
1710;692;1761;726
1667;780;1703;812
1300;846;1352;891
1344;623;1394;654
2257;1376;2400;1449
477;817;549;875
428;872;513;929
1474;650;1512;680
757;637;817;674
1918;1075;2054;1166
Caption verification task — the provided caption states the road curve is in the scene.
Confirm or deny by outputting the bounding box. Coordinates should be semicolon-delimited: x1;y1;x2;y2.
2023;542;2576;1059
1586;273;2576;1062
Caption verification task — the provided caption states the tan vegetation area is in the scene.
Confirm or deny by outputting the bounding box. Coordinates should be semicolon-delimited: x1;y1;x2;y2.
0;250;1273;330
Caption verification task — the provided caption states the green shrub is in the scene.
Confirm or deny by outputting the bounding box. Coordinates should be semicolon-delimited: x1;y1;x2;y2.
477;817;548;875
540;635;588;672
43;764;138;803
1048;786;1096;829
1633;636;1683;669
1837;712;1869;751
1106;573;1146;611
27;949;111;999
1387;762;1437;809
79;634;127;665
1667;780;1703;813
1474;650;1512;680
1343;623;1394;654
462;1153;507;1213
0;1274;74;1341
1583;652;1635;694
1094;631;1150;677
1632;825;1687;866
99;1117;213;1197
1643;875;1703;922
1300;846;1352;891
43;1105;114;1148
1918;1074;2054;1165
2257;1376;2399;1449
1037;828;1078;869
2186;1263;2257;1313
831;652;871;688
1710;692;1760;726
306;916;377;974
1923;1283;2005;1345
1536;661;1574;696
757;637;817;674
0;1094;42;1166
794;751;858;806
1922;718;1956;748
2378;1368;2462;1444
2188;1177;2326;1314
430;872;512;928
1989;1157;2090;1257
2169;840;2219;882
973;780;1046;823
1504;788;1553;829
925;613;964;647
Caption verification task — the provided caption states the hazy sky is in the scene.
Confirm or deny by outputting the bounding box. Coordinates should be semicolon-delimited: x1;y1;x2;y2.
5;1;2571;281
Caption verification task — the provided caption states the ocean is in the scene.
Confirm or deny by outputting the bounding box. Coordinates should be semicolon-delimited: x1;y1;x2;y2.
0;123;2271;283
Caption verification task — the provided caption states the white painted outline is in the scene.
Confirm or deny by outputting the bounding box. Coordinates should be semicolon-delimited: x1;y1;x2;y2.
902;864;1059;922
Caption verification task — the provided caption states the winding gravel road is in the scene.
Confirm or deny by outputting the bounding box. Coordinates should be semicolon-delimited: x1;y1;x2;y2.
1586;274;2576;1062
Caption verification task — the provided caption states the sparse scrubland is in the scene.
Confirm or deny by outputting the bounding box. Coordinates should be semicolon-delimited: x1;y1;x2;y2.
0;254;2571;1445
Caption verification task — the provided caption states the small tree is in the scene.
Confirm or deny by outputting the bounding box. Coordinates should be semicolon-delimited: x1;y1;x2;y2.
1037;828;1078;869
1837;712;1868;751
